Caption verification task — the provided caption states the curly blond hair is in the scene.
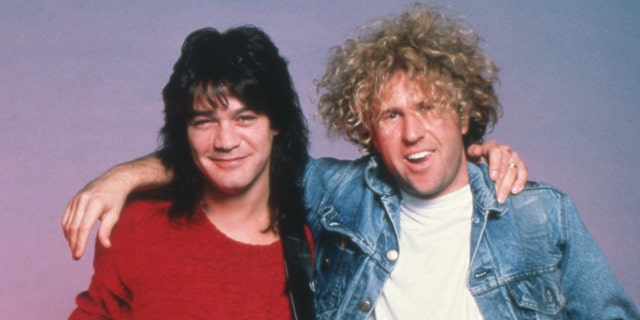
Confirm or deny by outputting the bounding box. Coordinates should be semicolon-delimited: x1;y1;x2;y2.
317;4;501;150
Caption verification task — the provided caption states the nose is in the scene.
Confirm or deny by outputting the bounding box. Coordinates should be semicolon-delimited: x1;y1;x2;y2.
213;122;240;151
402;112;426;144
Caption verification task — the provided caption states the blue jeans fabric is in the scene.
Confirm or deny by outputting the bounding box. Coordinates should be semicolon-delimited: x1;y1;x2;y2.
303;156;639;319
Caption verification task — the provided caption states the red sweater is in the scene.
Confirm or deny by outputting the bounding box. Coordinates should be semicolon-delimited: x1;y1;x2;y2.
69;200;292;319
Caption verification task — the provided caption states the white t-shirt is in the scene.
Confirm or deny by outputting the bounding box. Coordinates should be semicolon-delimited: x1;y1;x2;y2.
369;185;484;320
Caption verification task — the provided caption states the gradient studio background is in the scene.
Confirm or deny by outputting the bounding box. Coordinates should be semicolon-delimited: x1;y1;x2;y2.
1;1;638;318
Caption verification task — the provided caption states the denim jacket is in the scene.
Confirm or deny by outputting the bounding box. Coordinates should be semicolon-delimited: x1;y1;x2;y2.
303;156;639;320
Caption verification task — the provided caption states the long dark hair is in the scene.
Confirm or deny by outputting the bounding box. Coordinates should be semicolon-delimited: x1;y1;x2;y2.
157;26;309;233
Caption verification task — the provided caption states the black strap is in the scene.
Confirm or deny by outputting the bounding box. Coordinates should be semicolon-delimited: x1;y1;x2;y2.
281;227;316;320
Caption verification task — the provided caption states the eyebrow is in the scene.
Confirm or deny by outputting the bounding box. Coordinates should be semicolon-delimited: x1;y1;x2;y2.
191;109;213;116
190;106;257;117
378;107;397;115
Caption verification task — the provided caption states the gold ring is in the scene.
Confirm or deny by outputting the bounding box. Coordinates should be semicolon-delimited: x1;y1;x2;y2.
508;162;517;169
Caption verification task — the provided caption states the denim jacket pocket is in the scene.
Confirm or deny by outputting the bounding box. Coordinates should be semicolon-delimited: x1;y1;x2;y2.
314;231;358;312
506;272;566;318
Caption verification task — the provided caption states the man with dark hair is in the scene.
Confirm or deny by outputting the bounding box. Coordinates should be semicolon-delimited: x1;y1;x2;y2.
69;26;314;319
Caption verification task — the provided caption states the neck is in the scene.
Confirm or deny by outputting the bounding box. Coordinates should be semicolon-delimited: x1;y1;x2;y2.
200;182;277;245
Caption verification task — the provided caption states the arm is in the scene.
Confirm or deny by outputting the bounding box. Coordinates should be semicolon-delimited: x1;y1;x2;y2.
63;141;527;260
62;153;170;260
559;196;639;318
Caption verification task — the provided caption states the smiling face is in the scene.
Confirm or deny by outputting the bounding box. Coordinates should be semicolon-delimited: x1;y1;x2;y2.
187;94;278;197
371;71;470;199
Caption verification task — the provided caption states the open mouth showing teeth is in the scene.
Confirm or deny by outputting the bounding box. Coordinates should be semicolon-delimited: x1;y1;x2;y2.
407;151;433;162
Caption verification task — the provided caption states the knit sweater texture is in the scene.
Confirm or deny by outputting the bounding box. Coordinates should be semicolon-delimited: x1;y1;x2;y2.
69;199;292;319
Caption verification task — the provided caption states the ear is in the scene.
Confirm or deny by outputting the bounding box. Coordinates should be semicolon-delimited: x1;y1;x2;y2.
460;111;470;135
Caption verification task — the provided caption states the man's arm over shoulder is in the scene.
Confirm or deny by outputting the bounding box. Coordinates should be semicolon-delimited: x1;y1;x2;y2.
62;153;172;260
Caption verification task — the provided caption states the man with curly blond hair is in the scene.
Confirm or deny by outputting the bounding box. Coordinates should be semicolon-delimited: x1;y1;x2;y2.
317;4;499;152
308;4;638;319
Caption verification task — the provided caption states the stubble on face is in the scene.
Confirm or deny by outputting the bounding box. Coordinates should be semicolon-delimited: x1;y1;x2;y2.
371;71;470;200
187;94;277;199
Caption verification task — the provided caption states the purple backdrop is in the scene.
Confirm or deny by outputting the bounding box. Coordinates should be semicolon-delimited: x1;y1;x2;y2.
1;1;638;318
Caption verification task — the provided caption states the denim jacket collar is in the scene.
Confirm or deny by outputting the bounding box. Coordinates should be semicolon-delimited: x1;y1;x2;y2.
468;162;508;218
363;155;396;197
362;157;508;217
316;156;401;258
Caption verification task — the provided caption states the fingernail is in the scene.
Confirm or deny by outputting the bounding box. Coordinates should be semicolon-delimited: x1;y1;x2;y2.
491;170;497;179
498;192;505;204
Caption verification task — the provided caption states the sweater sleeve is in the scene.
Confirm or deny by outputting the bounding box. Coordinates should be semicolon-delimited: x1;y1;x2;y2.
68;237;132;320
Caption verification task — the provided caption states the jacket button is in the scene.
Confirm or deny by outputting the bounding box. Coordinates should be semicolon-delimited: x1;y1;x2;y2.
322;257;330;266
545;288;554;303
386;249;399;261
358;300;372;312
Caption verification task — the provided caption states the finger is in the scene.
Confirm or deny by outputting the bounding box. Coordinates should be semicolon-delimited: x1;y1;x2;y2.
62;197;77;243
496;150;526;203
497;146;513;183
493;147;513;202
97;213;117;249
67;196;89;260
63;196;84;260
70;194;100;260
73;199;105;260
496;160;518;203
488;144;507;181
511;153;528;194
466;143;484;160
